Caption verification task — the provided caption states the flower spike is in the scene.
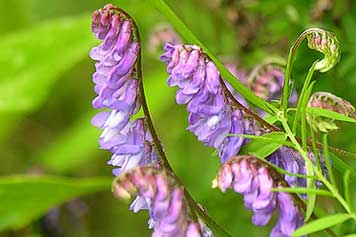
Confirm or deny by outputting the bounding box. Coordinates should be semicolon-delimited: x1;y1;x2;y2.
214;155;303;237
114;166;214;237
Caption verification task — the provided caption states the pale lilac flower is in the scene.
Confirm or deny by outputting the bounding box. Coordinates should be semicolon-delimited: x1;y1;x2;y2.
214;156;303;237
114;166;213;237
90;4;158;176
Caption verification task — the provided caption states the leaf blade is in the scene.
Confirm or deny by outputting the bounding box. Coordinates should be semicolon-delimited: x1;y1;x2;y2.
0;175;111;231
292;213;352;236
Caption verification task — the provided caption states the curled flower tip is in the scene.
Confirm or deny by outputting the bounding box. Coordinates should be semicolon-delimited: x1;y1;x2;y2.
90;4;140;110
307;92;355;133
306;28;340;72
113;166;214;237
90;5;156;176
215;155;303;237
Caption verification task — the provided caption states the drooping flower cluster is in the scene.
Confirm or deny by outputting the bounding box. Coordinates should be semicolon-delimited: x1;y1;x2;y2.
214;156;303;237
90;4;158;176
90;6;214;236
114;166;213;237
161;43;263;163
307;91;356;133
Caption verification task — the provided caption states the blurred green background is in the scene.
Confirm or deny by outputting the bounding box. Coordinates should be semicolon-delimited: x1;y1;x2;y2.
0;0;355;236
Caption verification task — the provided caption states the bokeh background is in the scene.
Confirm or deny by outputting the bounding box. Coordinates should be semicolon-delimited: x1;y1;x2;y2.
0;0;355;236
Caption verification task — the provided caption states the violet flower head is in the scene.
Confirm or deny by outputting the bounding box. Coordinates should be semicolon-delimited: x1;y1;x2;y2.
114;166;214;237
90;4;140;111
90;4;158;176
161;43;263;163
214;156;303;237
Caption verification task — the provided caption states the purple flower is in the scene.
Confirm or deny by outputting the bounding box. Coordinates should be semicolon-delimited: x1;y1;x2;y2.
90;4;140;112
161;43;263;163
114;166;213;237
214;156;303;237
267;146;306;188
90;4;156;175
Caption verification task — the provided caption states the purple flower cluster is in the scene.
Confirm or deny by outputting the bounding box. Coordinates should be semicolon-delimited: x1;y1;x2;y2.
90;4;158;176
267;146;307;188
215;156;303;237
161;43;262;163
114;166;213;237
90;6;213;237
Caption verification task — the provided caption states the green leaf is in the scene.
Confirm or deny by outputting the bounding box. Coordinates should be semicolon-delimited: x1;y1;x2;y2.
332;153;356;183
292;213;352;236
0;175;111;231
238;132;288;159
306;107;356;123
0;15;95;112
147;0;277;114
271;187;333;197
339;234;356;237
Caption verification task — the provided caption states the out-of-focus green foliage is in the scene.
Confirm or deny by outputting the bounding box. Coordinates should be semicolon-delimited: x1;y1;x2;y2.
0;0;355;237
0;16;95;112
0;175;110;231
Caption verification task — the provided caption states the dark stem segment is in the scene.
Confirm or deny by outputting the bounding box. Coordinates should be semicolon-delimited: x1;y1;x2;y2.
116;7;232;236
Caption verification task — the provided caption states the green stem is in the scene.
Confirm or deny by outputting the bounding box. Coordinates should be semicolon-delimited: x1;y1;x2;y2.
279;114;353;215
281;47;294;113
281;28;328;113
292;62;317;134
323;133;336;188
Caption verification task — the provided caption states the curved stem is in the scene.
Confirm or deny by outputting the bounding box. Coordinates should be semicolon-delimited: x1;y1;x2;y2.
292;62;317;134
118;7;232;236
281;28;331;113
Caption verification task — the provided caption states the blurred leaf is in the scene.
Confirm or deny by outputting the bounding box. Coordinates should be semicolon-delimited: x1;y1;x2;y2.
0;15;96;112
0;175;111;231
271;187;333;197
292;213;352;236
239;132;288;159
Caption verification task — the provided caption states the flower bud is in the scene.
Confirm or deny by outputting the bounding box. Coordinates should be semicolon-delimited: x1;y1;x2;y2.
113;166;213;237
307;92;355;133
306;28;340;72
